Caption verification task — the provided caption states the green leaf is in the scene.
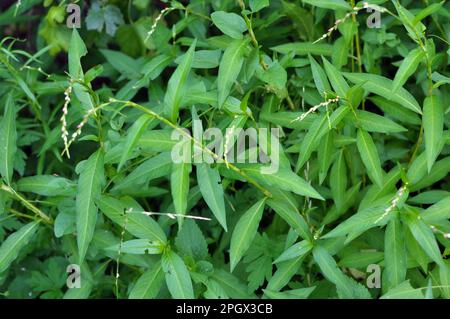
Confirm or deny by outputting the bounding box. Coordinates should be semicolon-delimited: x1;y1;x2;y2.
356;129;384;187
381;280;424;299
97;196;167;243
323;205;391;240
17;175;76;197
249;0;270;12
162;251;194;299
330;150;346;209
106;239;163;254
211;11;247;39
274;240;313;263
384;216;407;290
271;42;333;56
302;0;351;10
0;94;17;185
267;190;312;240
68;29;87;78
230;198;266;271
118;115;152;172
113;152;173;191
392;47;425;94
171;161;191;225
404;213;444;267
245;166;324;200
355;110;407;133
309;54;330;96
164;40;196;122
76;150;105;264
423;95;444;172
197;163;227;231
129;261;164;299
322;56;349;97
343;73;422;114
312;245;354;298
0;221;39;273
421;196;450;224
217;38;248;108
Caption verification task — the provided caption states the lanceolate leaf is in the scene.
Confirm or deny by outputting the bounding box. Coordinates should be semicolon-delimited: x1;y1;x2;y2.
356;129;384;188
392;47;425;94
322;56;349;97
76;150;105;264
171;161;191;226
197;163;227;231
0;221;39;273
343;73;422;114
129;261;164;299
403;213;444;267
217;38;248;108
118;114;153;172
302;0;351;10
423;95;444;172
162;251;194;299
164;40;196;122
384;216;407;290
230;199;266;271
0;94;17;185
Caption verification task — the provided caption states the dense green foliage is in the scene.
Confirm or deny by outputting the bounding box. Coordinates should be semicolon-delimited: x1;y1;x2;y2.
0;0;449;299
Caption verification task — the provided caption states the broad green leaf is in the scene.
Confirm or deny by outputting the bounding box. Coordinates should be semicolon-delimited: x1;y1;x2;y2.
312;245;354;298
217;38;248;108
211;11;247;39
384;216;407;290
263;287;316;299
356;129;384;187
330;151;346;210
343;73;422;114
439;264;450;299
381;280;424;299
302;0;351;10
421;196;450;224
309;54;330;96
392;47;425;94
118;114;152;172
370;96;421;125
267;190;312;240
355;110;407;133
322;56;349;97
271;42;333;56
17;175;76;197
76;150;105;264
323;205;391;240
0;221;39;273
423;95;444;172
68;28;87;78
249;0;270;12
197;163;227;231
274;240;313;263
100;49;141;79
230;198;266;271
129;261;164;299
164;40;196;122
266;255;304;292
97;196;167;243
113;152;173;191
0;94;17;185
245;166;324;200
170;161;191;226
162;251;194;299
404;213;444;267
